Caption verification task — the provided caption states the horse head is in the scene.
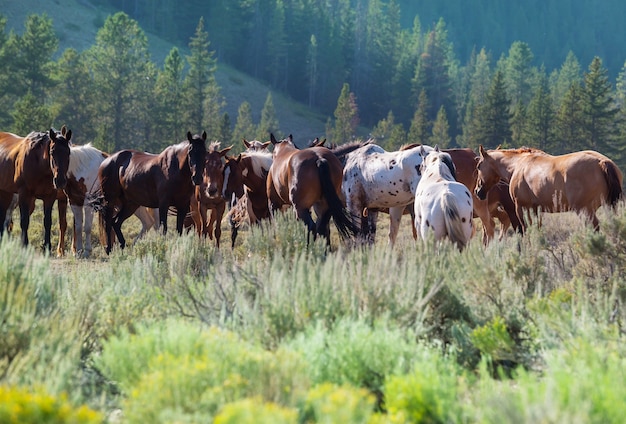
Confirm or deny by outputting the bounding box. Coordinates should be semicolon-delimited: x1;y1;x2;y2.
202;142;232;199
48;125;72;190
222;154;244;206
243;138;271;151
270;133;295;157
186;131;208;186
475;145;501;200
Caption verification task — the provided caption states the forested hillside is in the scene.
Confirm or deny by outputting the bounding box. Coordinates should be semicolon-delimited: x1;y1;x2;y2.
2;0;626;172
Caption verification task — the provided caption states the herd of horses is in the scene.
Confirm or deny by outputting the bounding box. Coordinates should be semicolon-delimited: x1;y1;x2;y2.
0;126;623;257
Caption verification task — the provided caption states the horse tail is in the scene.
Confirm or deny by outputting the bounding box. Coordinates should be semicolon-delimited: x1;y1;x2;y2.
600;159;623;207
317;158;358;240
442;191;470;250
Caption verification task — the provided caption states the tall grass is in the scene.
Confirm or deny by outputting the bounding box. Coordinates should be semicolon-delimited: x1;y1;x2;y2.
1;203;625;422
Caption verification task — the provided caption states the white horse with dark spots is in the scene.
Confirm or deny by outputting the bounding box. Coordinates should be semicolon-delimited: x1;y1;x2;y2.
414;146;473;250
342;142;434;245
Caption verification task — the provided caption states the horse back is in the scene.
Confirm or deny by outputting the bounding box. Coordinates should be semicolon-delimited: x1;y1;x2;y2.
0;132;23;193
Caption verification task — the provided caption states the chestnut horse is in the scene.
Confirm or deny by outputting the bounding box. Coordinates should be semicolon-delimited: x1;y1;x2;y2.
267;133;358;244
445;148;519;243
189;142;232;247
476;145;623;231
98;131;207;254
0;127;71;250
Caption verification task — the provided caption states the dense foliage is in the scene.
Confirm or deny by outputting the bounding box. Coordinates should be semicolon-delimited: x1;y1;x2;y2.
1;206;626;422
2;5;626;168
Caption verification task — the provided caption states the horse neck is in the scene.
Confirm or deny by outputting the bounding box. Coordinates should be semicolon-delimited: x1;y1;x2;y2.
68;145;104;188
490;151;519;181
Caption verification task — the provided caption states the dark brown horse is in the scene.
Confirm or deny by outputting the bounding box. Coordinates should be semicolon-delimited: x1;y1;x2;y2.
0;127;72;250
98;131;207;254
222;154;246;248
476;146;623;231
267;133;357;243
189;142;232;247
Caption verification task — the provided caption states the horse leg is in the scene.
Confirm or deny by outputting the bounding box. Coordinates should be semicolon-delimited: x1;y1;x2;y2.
159;204;169;234
42;198;55;252
213;202;226;248
56;195;68;257
18;192;34;247
388;206;404;246
112;204;137;250
515;202;527;234
175;204;189;235
83;206;94;257
296;207;317;243
70;204;84;257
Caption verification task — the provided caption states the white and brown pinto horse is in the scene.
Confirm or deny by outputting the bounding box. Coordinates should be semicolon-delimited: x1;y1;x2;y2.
414;146;473;250
342;142;434;245
476;145;623;231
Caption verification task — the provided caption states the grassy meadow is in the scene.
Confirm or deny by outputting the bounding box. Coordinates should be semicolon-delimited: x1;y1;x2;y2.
1;202;626;423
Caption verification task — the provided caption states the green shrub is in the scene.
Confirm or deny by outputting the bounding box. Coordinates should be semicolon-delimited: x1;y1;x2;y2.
384;347;463;424
299;383;376;424
287;319;417;407
97;320;309;422
0;385;101;424
214;398;297;424
468;335;626;423
470;316;514;361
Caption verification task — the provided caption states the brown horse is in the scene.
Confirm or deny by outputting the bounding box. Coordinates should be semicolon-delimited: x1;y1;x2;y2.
476;145;623;231
445;148;519;243
267;133;357;244
0;127;72;250
189;142;232;247
98;131;207;254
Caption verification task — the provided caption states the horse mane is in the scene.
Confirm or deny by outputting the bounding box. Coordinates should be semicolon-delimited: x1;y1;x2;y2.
68;143;104;176
25;131;50;148
331;139;374;163
242;150;273;178
504;146;547;154
399;143;422;151
208;141;222;152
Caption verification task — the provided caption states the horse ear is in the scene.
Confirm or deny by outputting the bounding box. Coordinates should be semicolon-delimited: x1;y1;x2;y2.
65;129;72;143
187;131;193;142
236;153;242;162
288;134;293;142
419;145;425;156
243;138;251;148
479;145;486;157
262;141;271;149
201;131;207;141
270;133;278;145
434;145;440;152
220;145;233;156
61;125;67;137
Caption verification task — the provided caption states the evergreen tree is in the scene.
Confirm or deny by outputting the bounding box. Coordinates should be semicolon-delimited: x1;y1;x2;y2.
371;110;405;150
182;17;222;137
218;113;232;148
554;82;585;153
6;14;58;99
526;70;555;151
510;101;528;147
391;15;422;125
407;90;430;144
232;101;257;149
12;90;52;135
412;20;454;128
307;34;318;108
256;92;281;141
431;105;451;148
500;41;534;106
86;12;153;152
550;51;582;106
475;70;512;148
0;15;10;127
51;48;96;144
581;56;619;154
331;83;359;144
459;48;491;149
153;47;186;146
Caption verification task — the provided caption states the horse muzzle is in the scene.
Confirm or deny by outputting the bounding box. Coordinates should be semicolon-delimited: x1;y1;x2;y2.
475;185;488;201
53;174;67;190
